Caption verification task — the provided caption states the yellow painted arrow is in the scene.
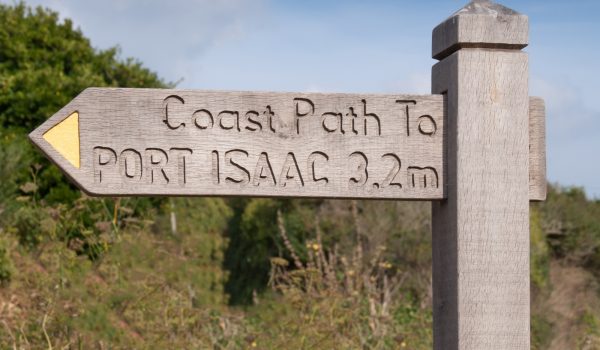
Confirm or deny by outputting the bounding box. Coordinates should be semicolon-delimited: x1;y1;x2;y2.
42;111;80;168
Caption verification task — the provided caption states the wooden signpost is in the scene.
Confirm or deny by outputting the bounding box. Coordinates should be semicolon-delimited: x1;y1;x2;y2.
30;89;446;199
29;1;546;349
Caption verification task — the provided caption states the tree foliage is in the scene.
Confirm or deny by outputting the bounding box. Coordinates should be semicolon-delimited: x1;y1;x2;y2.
224;198;319;304
536;186;600;271
0;2;168;205
0;2;169;260
0;2;166;132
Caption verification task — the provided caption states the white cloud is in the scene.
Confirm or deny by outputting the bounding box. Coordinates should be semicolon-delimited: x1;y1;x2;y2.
15;0;268;84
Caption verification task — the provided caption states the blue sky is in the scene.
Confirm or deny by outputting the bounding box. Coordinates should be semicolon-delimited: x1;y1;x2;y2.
5;0;600;198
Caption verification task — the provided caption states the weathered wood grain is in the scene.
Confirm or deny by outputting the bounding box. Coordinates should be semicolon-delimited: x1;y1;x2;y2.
529;97;547;201
29;89;445;200
29;88;546;201
432;0;529;60
431;1;531;349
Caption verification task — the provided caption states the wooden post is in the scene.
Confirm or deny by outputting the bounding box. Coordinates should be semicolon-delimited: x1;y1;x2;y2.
431;1;530;349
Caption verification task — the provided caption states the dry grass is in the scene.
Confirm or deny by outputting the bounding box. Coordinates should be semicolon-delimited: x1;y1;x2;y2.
545;260;600;349
261;203;429;349
0;199;434;350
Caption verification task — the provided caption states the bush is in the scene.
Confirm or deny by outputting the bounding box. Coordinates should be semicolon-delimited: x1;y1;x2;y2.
0;131;31;221
11;205;52;248
0;2;166;132
243;208;432;349
537;186;600;269
530;207;549;289
531;314;553;350
0;236;13;284
224;198;318;304
0;2;169;209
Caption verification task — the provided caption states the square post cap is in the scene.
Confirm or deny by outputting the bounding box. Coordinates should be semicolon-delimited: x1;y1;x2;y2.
432;0;528;60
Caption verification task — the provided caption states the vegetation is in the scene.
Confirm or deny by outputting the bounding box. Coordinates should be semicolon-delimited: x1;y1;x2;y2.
1;2;600;349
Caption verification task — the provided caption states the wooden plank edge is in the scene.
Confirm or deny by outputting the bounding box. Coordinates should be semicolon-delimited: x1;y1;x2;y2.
529;96;547;201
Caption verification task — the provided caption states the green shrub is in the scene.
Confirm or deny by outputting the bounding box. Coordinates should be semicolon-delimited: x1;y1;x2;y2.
579;310;600;348
224;198;318;304
241;209;432;349
537;186;600;269
0;131;31;219
12;205;50;248
0;236;13;284
0;2;169;209
531;314;553;350
530;207;549;289
0;2;166;132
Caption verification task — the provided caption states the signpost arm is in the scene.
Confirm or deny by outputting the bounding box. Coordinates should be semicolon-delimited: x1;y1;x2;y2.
431;1;530;349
